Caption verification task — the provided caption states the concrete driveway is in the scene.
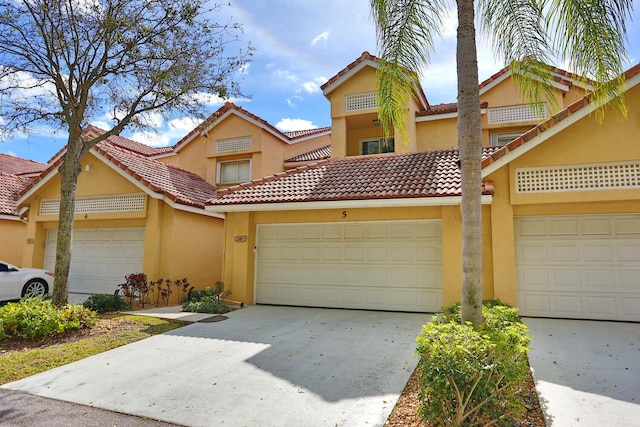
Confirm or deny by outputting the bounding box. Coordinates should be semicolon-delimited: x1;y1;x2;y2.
2;306;429;427
525;318;640;427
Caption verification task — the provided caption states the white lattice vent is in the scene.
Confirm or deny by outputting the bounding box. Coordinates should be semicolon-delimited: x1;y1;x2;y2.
216;136;252;153
488;103;547;124
345;92;377;112
40;193;146;215
516;161;640;194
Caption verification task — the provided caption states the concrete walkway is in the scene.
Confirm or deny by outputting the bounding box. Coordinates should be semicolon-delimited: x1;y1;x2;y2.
525;318;640;427
2;306;429;427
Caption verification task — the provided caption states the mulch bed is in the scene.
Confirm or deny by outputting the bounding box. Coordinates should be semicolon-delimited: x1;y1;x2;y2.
385;364;546;426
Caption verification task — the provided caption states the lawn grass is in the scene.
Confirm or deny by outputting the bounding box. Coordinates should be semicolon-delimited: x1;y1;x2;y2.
0;315;186;385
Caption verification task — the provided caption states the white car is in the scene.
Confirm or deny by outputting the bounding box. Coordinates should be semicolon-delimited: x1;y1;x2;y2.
0;261;54;301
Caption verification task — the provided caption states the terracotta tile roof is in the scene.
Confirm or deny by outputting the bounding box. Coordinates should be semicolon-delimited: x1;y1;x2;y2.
20;133;216;210
208;147;501;206
0;172;32;215
173;103;324;152
283;127;331;139
482;62;640;169
416;102;489;117
285;145;332;163
94;142;215;209
0;153;48;176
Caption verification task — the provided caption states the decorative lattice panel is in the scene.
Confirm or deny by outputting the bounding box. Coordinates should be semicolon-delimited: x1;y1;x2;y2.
345;92;377;112
488;103;547;124
516;161;640;194
216;136;252;153
40;194;146;215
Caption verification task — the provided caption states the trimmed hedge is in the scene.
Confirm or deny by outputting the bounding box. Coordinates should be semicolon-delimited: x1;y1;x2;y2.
416;301;530;426
0;298;97;339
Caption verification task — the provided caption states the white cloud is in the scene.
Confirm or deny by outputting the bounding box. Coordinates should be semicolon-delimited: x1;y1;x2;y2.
239;62;251;75
275;118;317;132
129;130;171;148
274;69;300;83
440;8;458;39
128;116;202;147
302;77;327;94
311;30;330;46
286;95;303;107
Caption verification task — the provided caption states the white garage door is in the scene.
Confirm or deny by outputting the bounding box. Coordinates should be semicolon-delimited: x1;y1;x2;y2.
44;227;145;295
515;215;640;321
255;220;442;312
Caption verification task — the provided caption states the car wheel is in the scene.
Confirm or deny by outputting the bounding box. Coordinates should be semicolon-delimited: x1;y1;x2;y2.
22;279;48;298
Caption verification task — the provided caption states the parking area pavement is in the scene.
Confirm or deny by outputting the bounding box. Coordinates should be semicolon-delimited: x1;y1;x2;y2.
524;318;640;427
2;306;429;427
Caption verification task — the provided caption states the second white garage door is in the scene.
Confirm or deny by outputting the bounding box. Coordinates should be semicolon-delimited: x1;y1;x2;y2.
44;227;145;295
255;220;442;312
516;214;640;321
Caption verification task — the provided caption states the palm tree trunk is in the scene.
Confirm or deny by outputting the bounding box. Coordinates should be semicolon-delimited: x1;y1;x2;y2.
52;133;83;306
457;0;483;325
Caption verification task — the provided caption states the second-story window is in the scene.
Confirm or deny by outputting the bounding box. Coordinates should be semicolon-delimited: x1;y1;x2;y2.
361;137;395;155
490;132;525;146
218;159;251;184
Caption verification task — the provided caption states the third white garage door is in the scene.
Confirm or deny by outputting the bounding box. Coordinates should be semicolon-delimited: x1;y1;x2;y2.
515;214;640;321
44;227;145;296
255;220;442;312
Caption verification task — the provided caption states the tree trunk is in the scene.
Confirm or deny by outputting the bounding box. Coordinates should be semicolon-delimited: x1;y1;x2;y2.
52;133;84;306
456;0;483;325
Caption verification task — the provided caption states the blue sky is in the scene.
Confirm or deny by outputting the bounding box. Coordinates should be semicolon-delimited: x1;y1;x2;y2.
2;0;639;163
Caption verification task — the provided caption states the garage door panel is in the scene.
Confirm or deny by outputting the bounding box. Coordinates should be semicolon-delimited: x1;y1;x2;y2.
583;243;613;261
616;217;640;235
553;269;581;288
550;219;578;236
585;296;618;316
622;296;640;317
520;243;548;262
585;270;614;288
344;246;365;261
516;214;640;321
618;242;640;261
552;244;580;261
256;220;442;312
583;218;612;235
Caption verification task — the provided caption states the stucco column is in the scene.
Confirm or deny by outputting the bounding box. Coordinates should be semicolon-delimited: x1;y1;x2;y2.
22;205;39;267
143;197;164;280
223;212;254;305
490;176;517;305
331;117;347;158
441;205;462;305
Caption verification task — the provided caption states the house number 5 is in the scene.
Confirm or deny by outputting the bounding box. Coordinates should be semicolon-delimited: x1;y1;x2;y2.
342;210;347;218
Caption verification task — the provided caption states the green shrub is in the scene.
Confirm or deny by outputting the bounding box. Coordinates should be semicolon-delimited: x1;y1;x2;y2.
0;298;97;339
182;281;231;314
83;294;130;313
416;301;530;426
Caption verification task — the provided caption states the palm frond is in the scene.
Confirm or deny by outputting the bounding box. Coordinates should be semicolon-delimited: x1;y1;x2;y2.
545;0;632;121
478;0;557;110
370;0;448;142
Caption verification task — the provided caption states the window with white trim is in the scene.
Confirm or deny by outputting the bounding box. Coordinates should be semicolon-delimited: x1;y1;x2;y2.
216;136;252;152
218;159;251;184
361;137;395;155
490;131;524;146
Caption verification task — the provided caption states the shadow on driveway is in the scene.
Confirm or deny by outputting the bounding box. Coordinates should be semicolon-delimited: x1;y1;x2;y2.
3;306;429;427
